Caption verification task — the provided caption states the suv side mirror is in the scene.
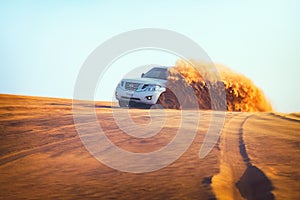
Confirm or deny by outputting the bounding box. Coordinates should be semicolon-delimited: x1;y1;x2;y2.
141;73;145;78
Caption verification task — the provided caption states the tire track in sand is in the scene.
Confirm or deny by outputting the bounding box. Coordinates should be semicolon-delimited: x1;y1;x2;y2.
211;113;274;200
211;113;251;199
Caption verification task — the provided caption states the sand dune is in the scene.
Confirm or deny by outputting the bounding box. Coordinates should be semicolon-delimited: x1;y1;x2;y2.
0;94;299;199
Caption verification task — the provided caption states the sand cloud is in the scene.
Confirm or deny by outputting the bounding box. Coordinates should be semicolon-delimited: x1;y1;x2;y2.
162;60;272;112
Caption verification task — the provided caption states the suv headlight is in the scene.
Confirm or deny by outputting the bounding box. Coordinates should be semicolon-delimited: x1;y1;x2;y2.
138;84;161;92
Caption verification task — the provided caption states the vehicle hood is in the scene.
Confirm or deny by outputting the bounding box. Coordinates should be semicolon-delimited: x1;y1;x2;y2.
122;77;167;87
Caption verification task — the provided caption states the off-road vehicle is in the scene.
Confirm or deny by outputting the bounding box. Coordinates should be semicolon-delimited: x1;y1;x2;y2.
115;66;178;108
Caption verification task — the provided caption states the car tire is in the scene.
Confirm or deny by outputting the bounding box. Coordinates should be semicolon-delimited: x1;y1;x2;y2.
157;91;180;109
119;100;129;107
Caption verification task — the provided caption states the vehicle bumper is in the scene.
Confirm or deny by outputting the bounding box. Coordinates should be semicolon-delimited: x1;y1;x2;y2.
115;86;163;105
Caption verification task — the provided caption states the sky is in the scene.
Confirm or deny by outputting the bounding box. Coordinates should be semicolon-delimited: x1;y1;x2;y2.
0;0;299;112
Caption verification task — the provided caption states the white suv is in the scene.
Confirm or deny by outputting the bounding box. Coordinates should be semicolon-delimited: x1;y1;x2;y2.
115;66;170;108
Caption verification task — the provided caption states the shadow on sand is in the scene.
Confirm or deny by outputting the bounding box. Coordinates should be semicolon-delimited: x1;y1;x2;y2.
236;165;274;200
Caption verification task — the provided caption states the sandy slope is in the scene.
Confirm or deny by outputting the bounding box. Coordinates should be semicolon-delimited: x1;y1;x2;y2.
0;94;299;199
243;113;300;199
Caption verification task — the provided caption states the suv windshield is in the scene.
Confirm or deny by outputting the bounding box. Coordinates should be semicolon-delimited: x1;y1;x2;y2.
143;67;168;80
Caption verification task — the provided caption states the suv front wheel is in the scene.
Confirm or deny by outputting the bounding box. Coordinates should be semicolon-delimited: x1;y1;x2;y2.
156;91;180;109
118;100;129;107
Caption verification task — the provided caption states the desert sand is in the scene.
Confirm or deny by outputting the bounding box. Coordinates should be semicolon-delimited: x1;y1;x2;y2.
0;94;299;199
